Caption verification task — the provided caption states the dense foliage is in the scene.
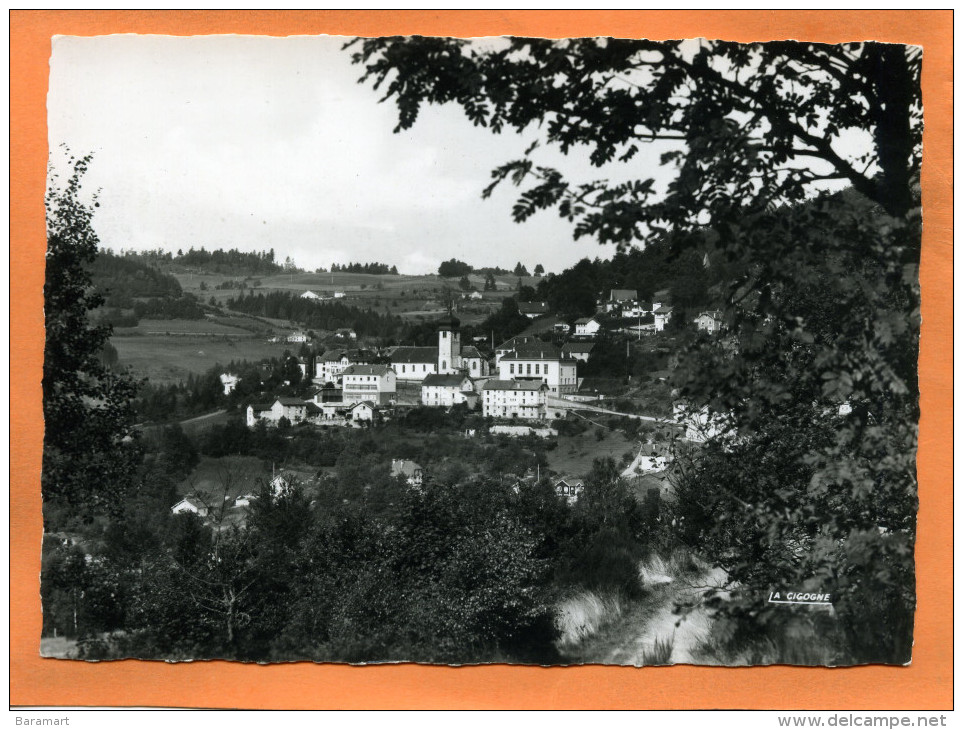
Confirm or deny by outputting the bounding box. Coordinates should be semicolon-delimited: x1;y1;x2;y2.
43;154;142;516
350;36;922;664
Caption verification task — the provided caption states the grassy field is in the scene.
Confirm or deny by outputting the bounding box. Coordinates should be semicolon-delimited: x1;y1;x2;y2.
115;318;255;337
112;333;296;386
180;456;319;499
546;428;637;478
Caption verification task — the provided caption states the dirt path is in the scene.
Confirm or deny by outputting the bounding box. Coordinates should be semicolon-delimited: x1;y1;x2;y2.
566;567;727;666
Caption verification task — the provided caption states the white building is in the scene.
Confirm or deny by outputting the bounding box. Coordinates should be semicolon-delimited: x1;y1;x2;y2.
300;290;321;300
574;317;601;337
482;379;549;420
496;343;578;395
342;364;396;405
348;401;377;423
287;331;309;343
421;373;476;408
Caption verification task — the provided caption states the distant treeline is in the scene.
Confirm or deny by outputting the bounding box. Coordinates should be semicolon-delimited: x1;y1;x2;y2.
320;262;398;275
225;290;405;340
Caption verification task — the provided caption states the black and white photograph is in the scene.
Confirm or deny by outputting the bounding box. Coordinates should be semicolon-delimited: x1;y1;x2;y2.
41;33;921;667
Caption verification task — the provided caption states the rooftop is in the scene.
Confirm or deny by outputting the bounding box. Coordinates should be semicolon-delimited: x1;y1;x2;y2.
483;379;548;392
389;346;439;364
422;373;470;387
343;364;393;376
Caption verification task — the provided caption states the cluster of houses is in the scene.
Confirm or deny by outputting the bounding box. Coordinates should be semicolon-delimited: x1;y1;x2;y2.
244;312;593;427
242;287;726;429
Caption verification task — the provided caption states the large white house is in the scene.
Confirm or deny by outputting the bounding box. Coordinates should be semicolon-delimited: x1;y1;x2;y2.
482;379;549;420
342;364;397;405
421;373;476;408
247;397;309;427
496;343;578;395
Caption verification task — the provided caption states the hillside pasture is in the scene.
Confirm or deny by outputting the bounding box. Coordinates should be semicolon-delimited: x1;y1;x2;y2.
114;318;255;337
112;332;297;386
546;427;637;479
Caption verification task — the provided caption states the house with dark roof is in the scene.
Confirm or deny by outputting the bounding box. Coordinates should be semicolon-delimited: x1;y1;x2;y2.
554;477;585;504
560;341;596;362
654;306;674;332
518;301;551;318
421;373;477;408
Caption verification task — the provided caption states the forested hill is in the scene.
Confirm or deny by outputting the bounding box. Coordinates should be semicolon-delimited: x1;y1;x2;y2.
113;247;285;276
89;250;183;306
532;235;724;319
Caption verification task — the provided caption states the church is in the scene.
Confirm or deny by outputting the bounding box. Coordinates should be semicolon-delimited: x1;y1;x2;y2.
388;313;489;382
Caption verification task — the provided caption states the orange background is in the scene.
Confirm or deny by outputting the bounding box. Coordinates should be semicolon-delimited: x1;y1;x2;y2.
10;10;953;709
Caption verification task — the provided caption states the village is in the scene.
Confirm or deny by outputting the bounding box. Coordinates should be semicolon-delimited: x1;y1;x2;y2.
165;285;726;524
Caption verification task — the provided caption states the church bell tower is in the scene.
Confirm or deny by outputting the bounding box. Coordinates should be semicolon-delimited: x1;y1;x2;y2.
437;313;462;374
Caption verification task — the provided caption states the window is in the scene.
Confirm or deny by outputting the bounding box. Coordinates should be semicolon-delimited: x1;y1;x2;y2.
510;364;515;375
526;364;531;375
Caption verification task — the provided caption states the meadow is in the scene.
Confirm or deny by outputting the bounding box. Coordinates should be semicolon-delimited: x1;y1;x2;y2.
111;333;296;386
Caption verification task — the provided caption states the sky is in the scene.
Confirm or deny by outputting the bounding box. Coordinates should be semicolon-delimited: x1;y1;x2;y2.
48;34;667;275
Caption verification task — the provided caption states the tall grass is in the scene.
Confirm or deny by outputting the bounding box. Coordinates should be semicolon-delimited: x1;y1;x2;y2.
555;591;624;647
641;636;674;666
